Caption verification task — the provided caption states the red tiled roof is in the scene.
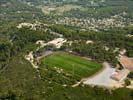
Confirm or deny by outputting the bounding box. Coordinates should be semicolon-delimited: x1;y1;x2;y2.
119;56;133;71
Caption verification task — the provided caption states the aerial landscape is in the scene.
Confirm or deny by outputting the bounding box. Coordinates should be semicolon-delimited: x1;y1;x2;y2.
0;0;133;100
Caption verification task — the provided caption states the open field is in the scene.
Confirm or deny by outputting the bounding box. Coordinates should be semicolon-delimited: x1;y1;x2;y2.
43;52;102;79
56;4;82;13
42;4;82;15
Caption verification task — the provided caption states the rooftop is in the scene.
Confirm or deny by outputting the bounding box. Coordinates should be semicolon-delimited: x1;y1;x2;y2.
119;56;133;71
111;69;129;82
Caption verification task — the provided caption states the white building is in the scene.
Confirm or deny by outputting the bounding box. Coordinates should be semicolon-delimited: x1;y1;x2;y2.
47;38;67;48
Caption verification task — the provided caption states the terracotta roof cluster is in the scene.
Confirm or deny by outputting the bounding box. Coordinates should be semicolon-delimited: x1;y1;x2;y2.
119;56;133;71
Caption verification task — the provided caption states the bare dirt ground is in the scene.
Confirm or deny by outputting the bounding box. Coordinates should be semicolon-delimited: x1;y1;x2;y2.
42;4;82;15
83;62;124;88
72;62;125;88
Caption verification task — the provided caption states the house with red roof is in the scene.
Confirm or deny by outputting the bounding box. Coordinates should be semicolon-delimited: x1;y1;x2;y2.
111;55;133;82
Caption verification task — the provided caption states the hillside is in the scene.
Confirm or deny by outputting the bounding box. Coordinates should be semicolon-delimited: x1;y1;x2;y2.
0;0;133;100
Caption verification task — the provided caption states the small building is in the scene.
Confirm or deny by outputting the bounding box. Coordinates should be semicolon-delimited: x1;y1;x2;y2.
86;40;94;44
119;56;133;71
111;55;133;82
119;49;126;55
111;69;130;82
47;38;67;48
25;52;34;62
36;40;46;47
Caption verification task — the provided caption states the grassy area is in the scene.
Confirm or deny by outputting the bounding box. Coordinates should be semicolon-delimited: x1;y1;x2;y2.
43;52;102;79
0;53;132;100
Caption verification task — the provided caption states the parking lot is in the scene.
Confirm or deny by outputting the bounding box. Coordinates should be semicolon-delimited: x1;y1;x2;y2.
83;62;122;87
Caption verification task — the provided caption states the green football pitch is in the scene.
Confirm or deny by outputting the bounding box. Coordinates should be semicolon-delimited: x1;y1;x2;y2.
43;52;102;79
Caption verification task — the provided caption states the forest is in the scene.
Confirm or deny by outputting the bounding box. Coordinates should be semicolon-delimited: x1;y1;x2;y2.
50;25;133;65
0;0;133;100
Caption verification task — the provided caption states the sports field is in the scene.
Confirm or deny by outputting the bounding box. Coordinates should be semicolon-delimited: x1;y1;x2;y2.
43;52;102;79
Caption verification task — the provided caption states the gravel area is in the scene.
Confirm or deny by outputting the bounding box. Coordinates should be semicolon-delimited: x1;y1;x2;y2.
83;62;117;87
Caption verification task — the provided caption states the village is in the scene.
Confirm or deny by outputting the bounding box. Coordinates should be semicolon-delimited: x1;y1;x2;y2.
55;13;131;31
